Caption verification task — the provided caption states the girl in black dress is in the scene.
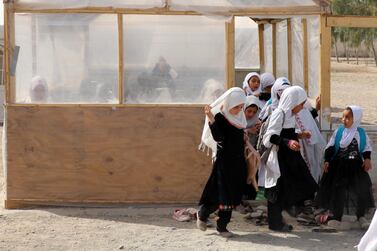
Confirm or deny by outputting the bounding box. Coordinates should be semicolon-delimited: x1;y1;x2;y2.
316;106;374;227
262;86;318;232
197;87;247;238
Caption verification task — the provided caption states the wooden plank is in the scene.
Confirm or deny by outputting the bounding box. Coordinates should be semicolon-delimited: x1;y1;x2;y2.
13;6;323;16
7;103;205;108
319;15;331;130
272;22;277;77
226;17;235;89
327;15;377;28
3;2;12;103
6;106;212;204
118;14;124;104
287;19;292;81
302;18;309;92
258;24;265;73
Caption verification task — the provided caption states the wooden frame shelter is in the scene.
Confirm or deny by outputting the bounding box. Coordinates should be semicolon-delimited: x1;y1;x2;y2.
3;0;350;208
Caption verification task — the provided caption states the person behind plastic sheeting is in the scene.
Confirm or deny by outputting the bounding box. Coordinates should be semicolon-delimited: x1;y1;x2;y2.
242;72;261;97
199;79;225;104
357;209;377;251
263;86;317;232
258;72;275;107
28;76;49;103
151;57;178;99
197;87;247;238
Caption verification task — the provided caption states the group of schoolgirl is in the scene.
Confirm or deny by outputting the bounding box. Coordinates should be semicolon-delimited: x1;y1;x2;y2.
197;72;374;237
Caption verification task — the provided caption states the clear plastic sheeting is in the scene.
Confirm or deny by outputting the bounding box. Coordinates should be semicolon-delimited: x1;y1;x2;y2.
307;16;320;99
276;20;288;78
264;24;273;74
14;0;165;9
123;15;226;104
291;17;304;86
235;17;259;69
170;0;319;12
15;14;119;104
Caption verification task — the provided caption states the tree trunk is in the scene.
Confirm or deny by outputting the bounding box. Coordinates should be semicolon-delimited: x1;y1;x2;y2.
356;48;359;65
334;40;340;63
372;43;377;67
345;43;349;64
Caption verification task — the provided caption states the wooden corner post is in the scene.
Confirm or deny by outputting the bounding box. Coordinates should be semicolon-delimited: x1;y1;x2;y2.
319;15;331;130
258;23;265;73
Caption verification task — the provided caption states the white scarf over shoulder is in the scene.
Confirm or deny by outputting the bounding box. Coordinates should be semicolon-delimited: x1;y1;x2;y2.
199;87;247;158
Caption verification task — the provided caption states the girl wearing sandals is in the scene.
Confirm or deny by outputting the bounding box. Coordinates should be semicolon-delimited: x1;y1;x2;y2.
197;87;248;238
316;106;374;228
262;86;318;232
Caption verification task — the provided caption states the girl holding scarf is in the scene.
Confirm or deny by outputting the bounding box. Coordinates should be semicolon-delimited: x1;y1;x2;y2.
197;87;248;238
262;86;318;232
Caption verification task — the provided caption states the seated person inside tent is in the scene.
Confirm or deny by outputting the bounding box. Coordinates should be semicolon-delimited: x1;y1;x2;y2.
27;76;49;103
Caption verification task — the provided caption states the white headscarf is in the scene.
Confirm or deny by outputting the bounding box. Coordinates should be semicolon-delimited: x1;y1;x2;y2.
263;86;307;148
199;79;225;104
326;105;372;151
244;95;262;128
199;87;247;158
260;72;275;91
259;77;291;121
242;72;261;96
30;76;48;103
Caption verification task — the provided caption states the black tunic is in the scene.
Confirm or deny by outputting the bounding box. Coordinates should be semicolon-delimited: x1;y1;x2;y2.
199;113;247;209
265;128;318;209
316;138;374;215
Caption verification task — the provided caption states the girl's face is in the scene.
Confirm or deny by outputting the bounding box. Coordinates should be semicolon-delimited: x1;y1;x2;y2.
245;106;258;120
248;76;260;91
31;85;47;102
342;109;354;128
229;104;245;116
292;101;306;114
264;85;272;93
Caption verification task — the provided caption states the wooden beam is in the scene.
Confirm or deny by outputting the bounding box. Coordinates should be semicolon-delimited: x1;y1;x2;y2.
258;24;265;73
302;18;309;92
327;16;377;28
118;14;124;104
13;6;323;16
226;17;235;89
319;15;331;130
272;22;277;77
4;1;15;104
287;18;292;81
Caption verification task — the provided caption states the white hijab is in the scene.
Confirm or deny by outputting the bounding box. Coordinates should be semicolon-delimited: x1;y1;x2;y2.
199;87;247;158
326;105;371;151
244;95;262;128
242;72;261;96
260;72;275;91
263;86;307;148
259;77;291;121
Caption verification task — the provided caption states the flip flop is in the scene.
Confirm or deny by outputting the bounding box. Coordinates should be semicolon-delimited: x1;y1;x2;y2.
312;227;337;233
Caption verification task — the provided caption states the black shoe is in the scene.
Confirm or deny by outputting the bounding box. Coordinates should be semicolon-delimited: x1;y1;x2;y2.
269;224;293;232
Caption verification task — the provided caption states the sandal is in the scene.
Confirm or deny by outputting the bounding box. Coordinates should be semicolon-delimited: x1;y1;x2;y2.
315;214;330;225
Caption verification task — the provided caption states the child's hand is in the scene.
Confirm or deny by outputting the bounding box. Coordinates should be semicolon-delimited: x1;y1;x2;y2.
316;96;321;111
255;120;262;129
204;105;215;124
288;140;300;151
324;162;330;173
363;159;372;172
298;131;312;139
246;126;258;135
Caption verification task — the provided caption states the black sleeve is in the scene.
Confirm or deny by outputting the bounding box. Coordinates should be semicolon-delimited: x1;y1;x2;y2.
310;108;318;119
270;134;290;147
324;146;335;162
209;113;226;142
363;151;371;160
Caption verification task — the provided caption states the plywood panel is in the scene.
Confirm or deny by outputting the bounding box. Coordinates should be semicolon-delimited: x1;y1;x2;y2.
6;106;212;204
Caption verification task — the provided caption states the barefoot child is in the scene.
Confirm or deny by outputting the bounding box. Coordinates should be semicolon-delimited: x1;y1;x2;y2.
197;87;248;237
316;106;374;227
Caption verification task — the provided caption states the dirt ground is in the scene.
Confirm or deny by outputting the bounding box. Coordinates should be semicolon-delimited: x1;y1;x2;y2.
1;62;377;251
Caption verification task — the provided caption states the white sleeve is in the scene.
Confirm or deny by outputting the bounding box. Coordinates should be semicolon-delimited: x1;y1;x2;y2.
325;129;338;149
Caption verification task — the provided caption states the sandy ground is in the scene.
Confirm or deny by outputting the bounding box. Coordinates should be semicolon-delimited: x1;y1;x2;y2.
1;62;377;251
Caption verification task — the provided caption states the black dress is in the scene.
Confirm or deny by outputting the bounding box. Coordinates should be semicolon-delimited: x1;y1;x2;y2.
316;138;374;220
199;113;247;210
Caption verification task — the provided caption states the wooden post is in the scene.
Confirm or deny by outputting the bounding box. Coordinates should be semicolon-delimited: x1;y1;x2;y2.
5;2;16;103
225;17;235;89
272;22;277;77
118;14;124;103
258;24;265;73
287;19;292;81
302;18;309;92
320;15;331;130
